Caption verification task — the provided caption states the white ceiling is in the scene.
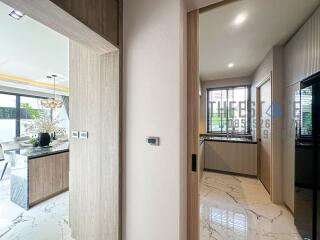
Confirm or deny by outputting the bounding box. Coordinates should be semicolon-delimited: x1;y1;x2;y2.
200;0;320;81
0;2;69;92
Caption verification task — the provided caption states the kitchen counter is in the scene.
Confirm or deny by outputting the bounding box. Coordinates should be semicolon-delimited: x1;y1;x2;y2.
5;142;69;159
4;143;69;209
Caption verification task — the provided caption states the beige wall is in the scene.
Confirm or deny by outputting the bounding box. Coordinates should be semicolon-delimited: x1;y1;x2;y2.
199;76;252;133
123;0;187;239
283;6;320;212
251;49;274;116
251;46;284;203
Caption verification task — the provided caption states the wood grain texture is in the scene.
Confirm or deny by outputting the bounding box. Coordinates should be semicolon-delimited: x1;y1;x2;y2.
69;41;119;240
99;51;120;240
204;142;257;176
49;0;120;46
285;6;320;87
29;152;69;205
187;10;200;240
2;0;118;55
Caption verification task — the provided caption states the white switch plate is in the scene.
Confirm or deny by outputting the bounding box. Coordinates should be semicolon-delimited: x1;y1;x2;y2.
71;131;79;138
80;131;88;139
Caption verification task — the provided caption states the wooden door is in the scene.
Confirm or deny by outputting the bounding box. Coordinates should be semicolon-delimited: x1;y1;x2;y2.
259;80;272;193
187;10;200;240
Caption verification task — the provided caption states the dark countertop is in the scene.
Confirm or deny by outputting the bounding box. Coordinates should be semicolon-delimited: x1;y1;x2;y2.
5;142;69;159
200;135;257;144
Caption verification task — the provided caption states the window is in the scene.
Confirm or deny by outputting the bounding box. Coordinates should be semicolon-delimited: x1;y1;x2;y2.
20;96;51;137
0;93;16;141
207;86;250;134
0;92;67;142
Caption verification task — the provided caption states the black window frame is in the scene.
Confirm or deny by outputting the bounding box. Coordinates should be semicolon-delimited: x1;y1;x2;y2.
0;91;49;138
206;85;251;135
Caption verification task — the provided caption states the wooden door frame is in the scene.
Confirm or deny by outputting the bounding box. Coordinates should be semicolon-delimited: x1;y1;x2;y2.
1;0;122;239
187;9;200;240
256;72;273;197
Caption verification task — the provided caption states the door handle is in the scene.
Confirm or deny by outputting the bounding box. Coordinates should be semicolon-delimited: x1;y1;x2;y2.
192;154;197;172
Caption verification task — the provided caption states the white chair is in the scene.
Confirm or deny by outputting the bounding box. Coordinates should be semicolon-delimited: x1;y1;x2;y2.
14;136;31;142
0;144;8;181
14;136;32;147
0;142;21;181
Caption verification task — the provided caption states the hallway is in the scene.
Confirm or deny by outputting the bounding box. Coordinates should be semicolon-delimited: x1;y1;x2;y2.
200;172;301;240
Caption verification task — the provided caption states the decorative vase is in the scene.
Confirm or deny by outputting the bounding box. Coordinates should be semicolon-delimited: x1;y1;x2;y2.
38;133;51;147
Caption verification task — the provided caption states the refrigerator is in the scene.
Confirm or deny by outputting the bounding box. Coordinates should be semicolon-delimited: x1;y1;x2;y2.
295;72;320;240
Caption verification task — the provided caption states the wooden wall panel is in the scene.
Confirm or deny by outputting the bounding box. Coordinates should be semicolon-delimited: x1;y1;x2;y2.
283;6;320;212
50;0;120;46
69;41;101;239
29;153;69;205
99;51;120;239
285;6;320;87
187;10;199;240
69;41;119;240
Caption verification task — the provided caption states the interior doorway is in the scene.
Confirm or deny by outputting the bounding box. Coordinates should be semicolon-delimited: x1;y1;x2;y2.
0;0;120;239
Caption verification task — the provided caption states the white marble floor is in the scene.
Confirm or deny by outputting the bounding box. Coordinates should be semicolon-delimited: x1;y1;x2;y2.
0;169;72;240
200;171;302;240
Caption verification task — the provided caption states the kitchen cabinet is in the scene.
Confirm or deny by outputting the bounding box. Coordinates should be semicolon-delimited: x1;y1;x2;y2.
204;140;257;176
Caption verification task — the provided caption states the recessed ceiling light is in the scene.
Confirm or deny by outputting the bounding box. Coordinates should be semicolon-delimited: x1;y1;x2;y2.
228;63;234;68
9;10;24;20
233;13;247;25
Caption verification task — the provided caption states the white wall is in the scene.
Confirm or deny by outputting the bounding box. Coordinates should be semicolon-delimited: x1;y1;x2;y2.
123;0;187;239
283;6;320;212
251;49;274;113
199;76;252;134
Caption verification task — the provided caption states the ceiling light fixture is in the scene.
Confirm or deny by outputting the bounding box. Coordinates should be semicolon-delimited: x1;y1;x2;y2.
41;75;63;109
233;13;247;25
9;10;24;20
228;63;234;68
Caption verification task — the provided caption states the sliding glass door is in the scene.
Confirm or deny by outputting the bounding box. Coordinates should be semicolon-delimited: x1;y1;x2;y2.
0;93;16;142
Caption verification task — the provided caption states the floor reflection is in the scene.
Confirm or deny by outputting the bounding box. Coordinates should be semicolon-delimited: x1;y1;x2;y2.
0;169;72;240
200;172;301;240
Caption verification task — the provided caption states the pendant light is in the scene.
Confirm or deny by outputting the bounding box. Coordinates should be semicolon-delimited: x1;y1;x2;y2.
41;75;63;109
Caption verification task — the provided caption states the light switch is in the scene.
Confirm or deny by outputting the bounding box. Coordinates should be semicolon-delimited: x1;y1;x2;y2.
71;131;79;138
80;131;88;139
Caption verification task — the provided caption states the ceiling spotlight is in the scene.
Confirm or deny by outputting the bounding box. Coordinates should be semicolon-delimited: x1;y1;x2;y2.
9;10;24;20
228;63;234;68
233;13;247;25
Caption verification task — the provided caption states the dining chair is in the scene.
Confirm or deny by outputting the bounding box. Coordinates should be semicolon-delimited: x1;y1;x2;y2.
14;136;31;142
0;141;21;181
0;144;8;181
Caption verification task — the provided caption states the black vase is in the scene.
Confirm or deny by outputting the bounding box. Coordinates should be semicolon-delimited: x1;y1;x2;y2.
38;133;51;147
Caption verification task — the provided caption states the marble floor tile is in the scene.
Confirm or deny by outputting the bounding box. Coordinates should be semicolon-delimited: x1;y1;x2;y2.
0;170;72;240
200;171;301;240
